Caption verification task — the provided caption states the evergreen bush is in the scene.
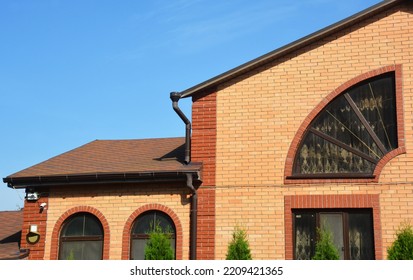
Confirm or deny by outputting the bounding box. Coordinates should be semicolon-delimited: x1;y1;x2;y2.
226;227;252;260
387;224;413;260
312;226;340;260
144;221;174;260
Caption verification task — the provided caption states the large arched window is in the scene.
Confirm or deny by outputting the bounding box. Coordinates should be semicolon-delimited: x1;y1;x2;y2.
293;72;397;177
130;210;176;260
59;213;103;260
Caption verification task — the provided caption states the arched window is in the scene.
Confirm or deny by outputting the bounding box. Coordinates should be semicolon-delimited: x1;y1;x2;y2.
130;210;176;260
59;213;103;260
293;72;397;177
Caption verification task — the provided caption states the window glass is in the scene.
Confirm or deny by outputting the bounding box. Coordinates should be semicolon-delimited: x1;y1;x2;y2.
132;211;173;234
131;239;148;261
293;73;397;177
312;98;383;160
348;76;397;151
62;216;84;236
59;240;103;260
131;238;176;260
295;133;376;174
59;213;103;260
348;212;375;260
294;212;316;260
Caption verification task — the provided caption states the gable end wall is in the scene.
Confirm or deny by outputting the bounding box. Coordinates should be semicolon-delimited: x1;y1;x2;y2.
190;3;413;259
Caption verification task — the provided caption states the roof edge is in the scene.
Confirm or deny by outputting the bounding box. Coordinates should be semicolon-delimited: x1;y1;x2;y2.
0;248;30;260
4;167;202;189
180;0;404;98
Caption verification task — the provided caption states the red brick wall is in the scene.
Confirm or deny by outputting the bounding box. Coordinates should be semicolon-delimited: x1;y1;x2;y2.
191;90;217;259
20;196;48;260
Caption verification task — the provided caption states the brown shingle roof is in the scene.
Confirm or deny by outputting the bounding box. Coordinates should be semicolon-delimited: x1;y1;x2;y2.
4;137;201;188
0;210;28;260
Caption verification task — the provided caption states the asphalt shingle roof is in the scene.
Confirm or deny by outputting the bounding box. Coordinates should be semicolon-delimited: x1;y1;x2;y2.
0;210;27;260
4;137;201;187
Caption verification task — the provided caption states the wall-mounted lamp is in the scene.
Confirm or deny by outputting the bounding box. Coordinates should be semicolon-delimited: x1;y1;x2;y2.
26;225;40;244
26;192;39;201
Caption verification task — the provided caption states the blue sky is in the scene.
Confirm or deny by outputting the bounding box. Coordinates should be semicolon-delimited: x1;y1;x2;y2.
0;0;382;211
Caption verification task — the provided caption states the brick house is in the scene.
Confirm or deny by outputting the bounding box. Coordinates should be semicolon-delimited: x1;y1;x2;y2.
3;0;413;260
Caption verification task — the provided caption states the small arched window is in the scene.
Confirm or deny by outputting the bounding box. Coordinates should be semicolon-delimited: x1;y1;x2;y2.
130;210;176;260
293;73;397;178
59;213;103;260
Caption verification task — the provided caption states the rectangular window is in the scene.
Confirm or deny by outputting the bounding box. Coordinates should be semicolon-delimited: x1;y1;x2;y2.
293;209;375;260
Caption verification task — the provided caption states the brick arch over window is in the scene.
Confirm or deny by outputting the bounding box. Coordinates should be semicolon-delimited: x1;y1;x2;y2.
121;204;183;260
285;65;405;183
50;206;110;260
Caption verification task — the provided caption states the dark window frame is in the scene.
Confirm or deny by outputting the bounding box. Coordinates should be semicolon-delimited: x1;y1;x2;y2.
293;208;375;260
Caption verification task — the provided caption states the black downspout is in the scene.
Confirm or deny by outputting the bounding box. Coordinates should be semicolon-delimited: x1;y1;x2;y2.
186;173;197;260
170;92;197;259
170;92;191;164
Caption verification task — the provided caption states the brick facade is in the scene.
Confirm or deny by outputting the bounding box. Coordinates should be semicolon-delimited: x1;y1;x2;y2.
20;195;49;260
189;2;413;259
38;183;190;260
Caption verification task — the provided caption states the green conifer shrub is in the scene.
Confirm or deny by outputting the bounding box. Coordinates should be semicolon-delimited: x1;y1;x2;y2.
144;221;174;260
226;227;252;260
312;226;340;260
387;224;413;260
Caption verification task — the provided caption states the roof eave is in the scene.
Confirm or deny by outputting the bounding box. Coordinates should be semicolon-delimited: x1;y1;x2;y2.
0;248;30;260
179;0;404;98
4;168;202;189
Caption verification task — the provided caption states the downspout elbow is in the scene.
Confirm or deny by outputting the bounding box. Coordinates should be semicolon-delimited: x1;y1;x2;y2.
170;92;191;164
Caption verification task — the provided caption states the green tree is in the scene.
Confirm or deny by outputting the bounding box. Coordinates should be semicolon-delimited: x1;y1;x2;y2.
144;221;174;260
312;226;340;260
387;224;413;260
226;227;252;260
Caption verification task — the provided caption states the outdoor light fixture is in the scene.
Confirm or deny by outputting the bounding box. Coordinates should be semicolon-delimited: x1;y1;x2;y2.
26;192;39;201
26;225;40;244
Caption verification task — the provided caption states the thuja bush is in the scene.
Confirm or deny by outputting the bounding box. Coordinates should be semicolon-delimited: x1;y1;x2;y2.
144;221;174;260
387;224;413;260
312;227;340;260
226;227;252;260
